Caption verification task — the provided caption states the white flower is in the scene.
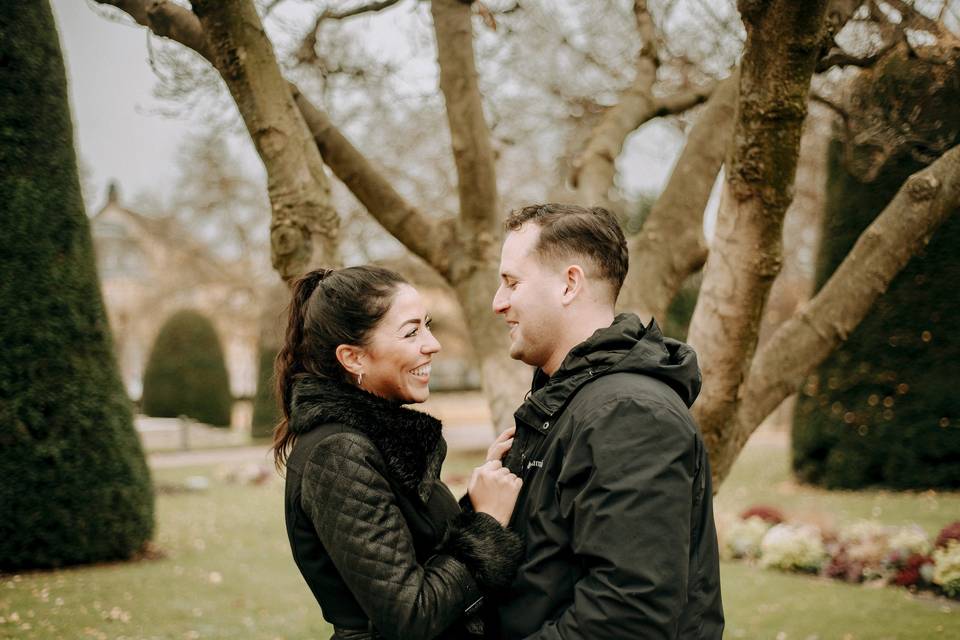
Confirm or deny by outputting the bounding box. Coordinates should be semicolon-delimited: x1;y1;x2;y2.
725;516;772;559
760;523;827;572
932;540;960;596
888;525;931;557
838;520;890;566
889;525;931;556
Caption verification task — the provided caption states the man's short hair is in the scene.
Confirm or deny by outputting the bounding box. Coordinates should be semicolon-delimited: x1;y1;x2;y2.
504;203;629;302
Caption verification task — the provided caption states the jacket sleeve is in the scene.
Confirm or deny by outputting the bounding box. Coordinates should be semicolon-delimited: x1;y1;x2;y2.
300;431;521;640
525;398;698;640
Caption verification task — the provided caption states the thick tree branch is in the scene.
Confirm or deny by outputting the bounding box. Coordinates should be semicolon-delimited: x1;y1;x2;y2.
96;0;213;61
619;72;737;321
191;0;338;280
686;0;830;468
430;0;501;279
719;143;960;482
570;0;660;206
291;87;455;278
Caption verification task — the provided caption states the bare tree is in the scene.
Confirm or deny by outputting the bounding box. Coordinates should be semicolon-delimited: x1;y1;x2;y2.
90;0;960;487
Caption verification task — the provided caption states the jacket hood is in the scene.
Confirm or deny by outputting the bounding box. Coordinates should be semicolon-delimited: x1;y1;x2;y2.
523;314;702;420
289;374;445;500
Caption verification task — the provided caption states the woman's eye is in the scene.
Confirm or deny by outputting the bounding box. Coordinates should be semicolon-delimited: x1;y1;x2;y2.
405;328;418;338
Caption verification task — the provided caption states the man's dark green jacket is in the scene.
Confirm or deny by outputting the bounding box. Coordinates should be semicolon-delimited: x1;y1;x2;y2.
498;314;724;639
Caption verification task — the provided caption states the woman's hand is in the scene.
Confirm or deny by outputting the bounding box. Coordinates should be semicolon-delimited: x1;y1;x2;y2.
468;459;522;527
486;425;516;462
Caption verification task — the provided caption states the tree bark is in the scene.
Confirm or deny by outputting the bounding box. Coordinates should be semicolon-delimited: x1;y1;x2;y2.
686;0;830;463
719;143;960;482
192;0;339;281
570;1;658;207
618;72;738;322
292;88;456;278
430;0;530;432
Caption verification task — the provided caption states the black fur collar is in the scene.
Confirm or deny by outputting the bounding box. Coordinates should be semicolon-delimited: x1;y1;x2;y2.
289;374;445;500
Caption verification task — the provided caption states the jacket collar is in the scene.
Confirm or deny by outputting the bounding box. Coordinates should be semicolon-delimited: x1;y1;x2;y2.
515;314;694;432
289;374;445;501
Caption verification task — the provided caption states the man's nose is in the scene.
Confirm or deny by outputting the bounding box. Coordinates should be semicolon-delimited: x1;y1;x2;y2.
492;286;508;314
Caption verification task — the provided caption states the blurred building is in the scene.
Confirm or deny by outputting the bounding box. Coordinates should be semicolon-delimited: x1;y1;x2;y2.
90;184;481;402
90;184;260;401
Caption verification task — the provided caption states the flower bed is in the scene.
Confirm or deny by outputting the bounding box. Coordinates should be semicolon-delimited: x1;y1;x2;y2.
722;506;959;599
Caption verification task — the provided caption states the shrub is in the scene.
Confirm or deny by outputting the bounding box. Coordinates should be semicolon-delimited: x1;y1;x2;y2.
932;540;960;597
760;524;827;573
739;505;786;525
251;346;279;439
791;49;960;490
0;1;153;570
141;310;232;427
888;525;931;557
725;516;772;560
935;521;960;549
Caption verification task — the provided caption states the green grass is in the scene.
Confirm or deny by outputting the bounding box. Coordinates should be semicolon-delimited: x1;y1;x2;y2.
714;438;958;534
1;439;957;639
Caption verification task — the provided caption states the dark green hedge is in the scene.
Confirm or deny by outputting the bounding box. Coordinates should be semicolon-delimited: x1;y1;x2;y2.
792;51;960;489
251;346;279;439
141;310;233;427
0;1;154;570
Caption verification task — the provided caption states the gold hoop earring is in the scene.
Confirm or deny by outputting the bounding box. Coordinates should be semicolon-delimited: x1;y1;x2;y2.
357;372;363;387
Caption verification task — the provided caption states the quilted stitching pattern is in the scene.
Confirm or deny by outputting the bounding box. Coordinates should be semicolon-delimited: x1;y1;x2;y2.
302;432;476;640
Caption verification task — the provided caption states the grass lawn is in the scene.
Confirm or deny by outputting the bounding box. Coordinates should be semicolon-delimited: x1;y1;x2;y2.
1;436;957;639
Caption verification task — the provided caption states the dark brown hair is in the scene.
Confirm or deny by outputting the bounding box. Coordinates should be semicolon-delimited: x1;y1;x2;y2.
271;265;407;469
504;203;629;301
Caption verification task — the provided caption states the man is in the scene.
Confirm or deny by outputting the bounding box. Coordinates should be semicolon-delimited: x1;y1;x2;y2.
492;203;723;639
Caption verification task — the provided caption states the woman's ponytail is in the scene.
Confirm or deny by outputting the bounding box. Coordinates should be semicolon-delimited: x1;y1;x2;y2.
271;268;332;470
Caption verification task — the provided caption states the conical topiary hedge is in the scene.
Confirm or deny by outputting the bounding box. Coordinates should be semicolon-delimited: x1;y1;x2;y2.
0;0;154;570
141;310;233;427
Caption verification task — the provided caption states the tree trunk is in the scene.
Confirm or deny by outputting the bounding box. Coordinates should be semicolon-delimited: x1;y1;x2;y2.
686;0;829;470
192;0;339;281
0;0;154;570
431;0;530;432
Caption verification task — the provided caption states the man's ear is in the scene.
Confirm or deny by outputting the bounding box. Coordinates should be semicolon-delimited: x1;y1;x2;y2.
561;265;586;305
335;344;365;378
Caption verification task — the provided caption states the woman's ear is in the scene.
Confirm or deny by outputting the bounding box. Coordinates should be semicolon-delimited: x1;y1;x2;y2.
335;344;365;378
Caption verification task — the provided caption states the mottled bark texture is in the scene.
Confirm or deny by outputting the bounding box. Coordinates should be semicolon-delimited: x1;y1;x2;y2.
685;0;831;483
192;0;339;281
430;0;531;431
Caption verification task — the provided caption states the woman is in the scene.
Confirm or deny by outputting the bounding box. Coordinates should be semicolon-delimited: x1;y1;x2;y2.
273;266;523;640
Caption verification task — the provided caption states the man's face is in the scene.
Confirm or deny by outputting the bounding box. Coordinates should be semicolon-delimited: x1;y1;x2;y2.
492;224;566;369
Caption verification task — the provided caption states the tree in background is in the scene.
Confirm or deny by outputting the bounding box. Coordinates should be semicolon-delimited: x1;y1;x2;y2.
92;0;960;487
0;0;153;570
794;42;960;489
141;310;233;427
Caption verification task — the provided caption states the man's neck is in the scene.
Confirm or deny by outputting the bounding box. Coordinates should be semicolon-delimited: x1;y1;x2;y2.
541;309;616;376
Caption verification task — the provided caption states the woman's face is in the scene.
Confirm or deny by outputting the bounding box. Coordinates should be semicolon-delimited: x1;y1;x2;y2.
359;284;441;404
